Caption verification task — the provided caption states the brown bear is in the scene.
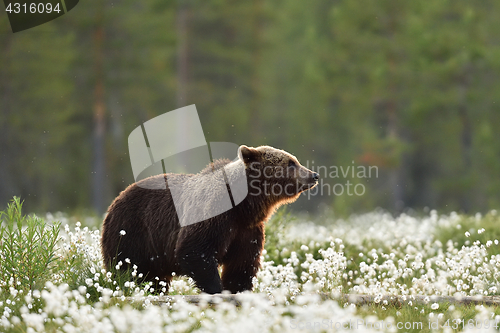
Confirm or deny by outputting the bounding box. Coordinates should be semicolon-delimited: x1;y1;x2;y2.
101;145;319;294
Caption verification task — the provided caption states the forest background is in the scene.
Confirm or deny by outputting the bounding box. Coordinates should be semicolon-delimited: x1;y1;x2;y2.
1;0;499;216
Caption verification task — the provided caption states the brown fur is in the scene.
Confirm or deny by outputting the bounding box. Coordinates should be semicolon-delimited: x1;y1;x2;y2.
101;145;318;294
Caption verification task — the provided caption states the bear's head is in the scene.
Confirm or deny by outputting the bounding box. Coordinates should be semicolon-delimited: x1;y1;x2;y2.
238;145;319;204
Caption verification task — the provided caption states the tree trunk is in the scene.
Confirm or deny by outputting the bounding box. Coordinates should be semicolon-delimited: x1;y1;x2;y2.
176;3;189;108
174;3;191;169
459;97;472;213
92;10;106;215
0;35;15;206
250;0;263;143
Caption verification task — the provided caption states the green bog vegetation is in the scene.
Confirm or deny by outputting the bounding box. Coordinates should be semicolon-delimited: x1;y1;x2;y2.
2;197;500;332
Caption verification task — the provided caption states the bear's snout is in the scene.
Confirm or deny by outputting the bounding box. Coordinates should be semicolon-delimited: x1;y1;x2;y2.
295;167;319;193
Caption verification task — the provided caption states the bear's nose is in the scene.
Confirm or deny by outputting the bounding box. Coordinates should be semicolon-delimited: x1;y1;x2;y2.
312;172;319;181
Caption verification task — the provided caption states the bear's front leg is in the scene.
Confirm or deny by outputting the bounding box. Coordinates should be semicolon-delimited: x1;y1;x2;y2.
175;226;224;294
221;225;264;293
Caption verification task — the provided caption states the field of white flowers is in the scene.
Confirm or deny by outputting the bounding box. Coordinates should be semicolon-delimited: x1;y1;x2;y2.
2;199;500;332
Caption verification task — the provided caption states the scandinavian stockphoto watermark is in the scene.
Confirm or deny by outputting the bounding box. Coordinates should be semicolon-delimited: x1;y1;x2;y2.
127;105;376;227
290;318;423;331
242;160;377;198
304;160;378;198
290;318;499;331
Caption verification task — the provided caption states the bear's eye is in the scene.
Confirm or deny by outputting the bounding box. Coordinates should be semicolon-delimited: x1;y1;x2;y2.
288;160;296;168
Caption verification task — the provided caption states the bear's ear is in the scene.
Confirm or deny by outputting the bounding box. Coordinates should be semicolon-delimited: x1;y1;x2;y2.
238;145;260;164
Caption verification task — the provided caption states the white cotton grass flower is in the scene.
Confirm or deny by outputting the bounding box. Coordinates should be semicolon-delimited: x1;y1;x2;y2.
4;209;500;331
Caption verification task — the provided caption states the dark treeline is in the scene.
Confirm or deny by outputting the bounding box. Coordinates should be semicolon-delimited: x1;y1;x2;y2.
0;0;499;216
